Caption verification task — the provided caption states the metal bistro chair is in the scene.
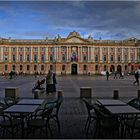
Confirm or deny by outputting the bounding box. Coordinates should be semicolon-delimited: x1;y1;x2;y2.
0;113;22;138
4;97;17;107
124;98;140;138
26;104;54;138
82;98;97;137
44;96;63;134
93;104;120;138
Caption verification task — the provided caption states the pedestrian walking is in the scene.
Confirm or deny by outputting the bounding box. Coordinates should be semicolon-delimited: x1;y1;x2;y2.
114;71;118;79
119;71;123;79
53;72;57;92
106;71;109;80
46;70;54;94
133;71;139;85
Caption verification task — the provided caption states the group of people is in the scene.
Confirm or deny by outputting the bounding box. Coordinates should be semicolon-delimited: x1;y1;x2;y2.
106;71;124;80
34;70;57;94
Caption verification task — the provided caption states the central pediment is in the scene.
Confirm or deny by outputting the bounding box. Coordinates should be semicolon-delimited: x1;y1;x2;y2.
65;37;88;43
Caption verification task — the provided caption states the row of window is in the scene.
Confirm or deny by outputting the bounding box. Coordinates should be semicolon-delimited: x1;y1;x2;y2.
3;54;139;62
4;64;135;72
2;47;140;53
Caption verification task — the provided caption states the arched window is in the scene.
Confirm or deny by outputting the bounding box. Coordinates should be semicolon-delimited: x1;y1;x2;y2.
12;65;15;71
83;65;87;71
50;65;53;71
125;65;127;70
20;65;23;71
27;65;30;71
95;65;98;71
131;65;134;71
5;65;8;71
41;65;44;71
34;65;37;71
104;65;107;71
62;65;65;71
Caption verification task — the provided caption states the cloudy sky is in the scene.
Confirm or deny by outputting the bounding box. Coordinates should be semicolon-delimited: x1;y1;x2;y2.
0;1;140;40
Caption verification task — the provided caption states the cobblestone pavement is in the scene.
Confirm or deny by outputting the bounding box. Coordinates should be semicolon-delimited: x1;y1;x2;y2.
0;75;140;138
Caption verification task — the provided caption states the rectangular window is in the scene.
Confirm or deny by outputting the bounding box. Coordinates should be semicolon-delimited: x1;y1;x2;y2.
118;55;120;62
41;47;44;52
110;48;114;52
26;48;30;52
20;55;23;62
4;47;8;52
118;48;121;53
19;47;23;52
4;55;8;61
138;55;140;62
12;55;16;61
34;47;37;52
27;55;30;62
5;65;8;71
103;47;106;52
95;48;98;52
12;47;16;52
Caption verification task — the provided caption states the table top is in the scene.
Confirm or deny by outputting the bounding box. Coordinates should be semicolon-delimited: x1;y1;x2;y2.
97;99;127;106
105;105;140;115
17;99;45;105
4;104;39;113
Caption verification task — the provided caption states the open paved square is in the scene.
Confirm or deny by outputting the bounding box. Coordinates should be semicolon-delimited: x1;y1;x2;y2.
0;74;139;99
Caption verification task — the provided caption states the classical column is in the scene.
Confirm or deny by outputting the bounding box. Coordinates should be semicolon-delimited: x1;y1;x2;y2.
16;47;18;62
91;47;94;62
121;47;124;63
99;47;103;62
58;46;61;62
67;46;69;61
30;46;33;62
88;46;90;62
23;47;26;62
115;47;117;63
81;46;82;62
0;46;3;62
78;46;80;62
128;47;130;63
45;46;48;62
38;47;40;62
108;47;110;63
9;47;11;62
135;47;137;63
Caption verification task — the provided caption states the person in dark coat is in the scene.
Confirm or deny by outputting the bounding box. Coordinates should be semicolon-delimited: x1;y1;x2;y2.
114;71;118;79
106;71;109;80
133;71;139;85
53;72;57;92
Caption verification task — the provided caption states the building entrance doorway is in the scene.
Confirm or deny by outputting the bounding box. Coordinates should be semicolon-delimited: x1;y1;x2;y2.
71;64;77;75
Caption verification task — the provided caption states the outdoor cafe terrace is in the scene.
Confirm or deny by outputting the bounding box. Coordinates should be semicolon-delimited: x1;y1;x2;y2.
0;75;140;139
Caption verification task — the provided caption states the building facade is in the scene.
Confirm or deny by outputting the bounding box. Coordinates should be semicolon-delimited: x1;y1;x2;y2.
0;31;140;75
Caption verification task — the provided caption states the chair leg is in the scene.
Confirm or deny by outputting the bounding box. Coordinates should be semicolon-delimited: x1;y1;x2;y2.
85;117;89;130
56;116;60;133
86;118;91;136
47;121;53;137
